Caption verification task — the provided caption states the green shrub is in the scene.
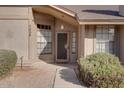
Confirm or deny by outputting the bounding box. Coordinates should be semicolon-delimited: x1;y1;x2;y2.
0;49;17;77
79;53;124;88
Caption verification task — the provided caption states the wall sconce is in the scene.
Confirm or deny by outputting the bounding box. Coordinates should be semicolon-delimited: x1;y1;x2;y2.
60;24;64;30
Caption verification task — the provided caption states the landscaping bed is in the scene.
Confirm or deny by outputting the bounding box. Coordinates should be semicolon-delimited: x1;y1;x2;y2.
0;49;17;77
78;53;124;88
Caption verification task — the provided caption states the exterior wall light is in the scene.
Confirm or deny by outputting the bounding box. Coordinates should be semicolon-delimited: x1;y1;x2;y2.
61;24;64;30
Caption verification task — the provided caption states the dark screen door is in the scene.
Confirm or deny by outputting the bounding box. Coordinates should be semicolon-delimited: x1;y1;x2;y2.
57;33;68;60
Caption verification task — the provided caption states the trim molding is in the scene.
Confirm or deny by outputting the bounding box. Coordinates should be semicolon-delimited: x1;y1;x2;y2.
49;5;76;17
79;22;124;25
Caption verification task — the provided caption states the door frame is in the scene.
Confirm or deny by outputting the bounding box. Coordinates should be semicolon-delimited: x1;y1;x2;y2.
55;32;69;62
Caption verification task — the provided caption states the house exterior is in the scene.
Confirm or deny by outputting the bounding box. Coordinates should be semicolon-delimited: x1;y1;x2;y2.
1;5;124;64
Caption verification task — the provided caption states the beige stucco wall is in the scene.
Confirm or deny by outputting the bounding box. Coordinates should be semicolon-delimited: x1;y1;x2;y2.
78;25;95;59
0;7;29;19
0;20;29;62
55;19;77;32
34;12;55;25
0;7;30;63
28;17;38;62
85;25;95;56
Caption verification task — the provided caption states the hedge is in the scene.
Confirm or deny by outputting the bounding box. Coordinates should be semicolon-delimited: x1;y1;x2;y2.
78;53;124;88
0;49;17;77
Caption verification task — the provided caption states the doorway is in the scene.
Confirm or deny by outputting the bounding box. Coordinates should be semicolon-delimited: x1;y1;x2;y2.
56;32;69;62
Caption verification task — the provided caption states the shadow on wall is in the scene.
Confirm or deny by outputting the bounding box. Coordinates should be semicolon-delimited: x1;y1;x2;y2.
59;68;81;86
33;11;52;62
37;30;52;62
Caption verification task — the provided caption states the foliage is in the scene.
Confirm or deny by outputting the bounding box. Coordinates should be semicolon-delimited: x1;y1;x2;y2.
79;53;124;88
0;49;17;77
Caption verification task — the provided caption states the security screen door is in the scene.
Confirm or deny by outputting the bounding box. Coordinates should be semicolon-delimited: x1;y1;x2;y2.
56;32;69;62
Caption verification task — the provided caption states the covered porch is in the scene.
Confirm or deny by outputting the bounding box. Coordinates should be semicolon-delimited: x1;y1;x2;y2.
31;6;79;63
29;6;124;64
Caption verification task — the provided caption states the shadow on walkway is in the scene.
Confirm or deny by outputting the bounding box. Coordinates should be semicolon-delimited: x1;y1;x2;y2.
59;68;81;86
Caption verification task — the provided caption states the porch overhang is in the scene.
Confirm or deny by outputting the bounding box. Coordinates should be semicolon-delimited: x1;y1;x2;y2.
32;6;78;26
78;19;124;24
77;18;124;24
49;5;76;17
32;6;124;25
79;21;124;25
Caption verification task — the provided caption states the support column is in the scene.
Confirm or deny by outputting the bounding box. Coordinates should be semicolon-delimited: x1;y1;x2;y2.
28;7;38;62
78;25;85;59
119;25;124;63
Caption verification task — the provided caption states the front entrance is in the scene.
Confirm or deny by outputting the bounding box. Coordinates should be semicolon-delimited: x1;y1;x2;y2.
56;32;69;62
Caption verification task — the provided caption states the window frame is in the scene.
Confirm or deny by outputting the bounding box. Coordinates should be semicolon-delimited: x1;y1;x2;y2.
37;24;52;55
71;31;77;54
95;25;115;54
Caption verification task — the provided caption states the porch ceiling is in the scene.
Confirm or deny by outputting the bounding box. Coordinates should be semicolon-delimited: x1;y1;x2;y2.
32;6;78;26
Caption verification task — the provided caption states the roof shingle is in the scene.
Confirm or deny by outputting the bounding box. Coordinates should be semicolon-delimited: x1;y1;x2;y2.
56;5;124;21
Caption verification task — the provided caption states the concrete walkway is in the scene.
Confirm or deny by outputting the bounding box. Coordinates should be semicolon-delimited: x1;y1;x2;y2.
54;67;83;88
0;62;56;88
0;62;84;88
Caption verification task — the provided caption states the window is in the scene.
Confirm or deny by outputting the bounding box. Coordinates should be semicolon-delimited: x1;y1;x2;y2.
37;24;52;55
96;25;115;54
72;32;77;54
37;24;51;30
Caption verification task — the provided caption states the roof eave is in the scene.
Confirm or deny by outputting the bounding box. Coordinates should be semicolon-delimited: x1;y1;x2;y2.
79;21;124;25
79;19;124;24
49;5;76;17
